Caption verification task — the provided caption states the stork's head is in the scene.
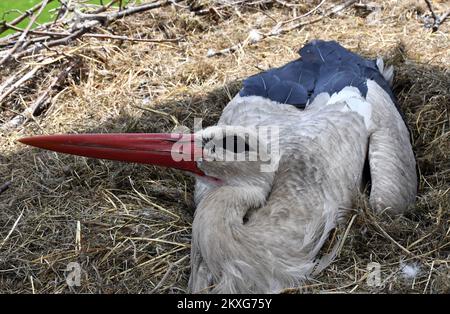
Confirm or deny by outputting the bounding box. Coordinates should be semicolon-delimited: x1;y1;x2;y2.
195;125;278;186
18;126;279;192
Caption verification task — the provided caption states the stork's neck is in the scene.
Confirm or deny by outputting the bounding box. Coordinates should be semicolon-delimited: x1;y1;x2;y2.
191;180;338;293
193;184;265;235
192;185;267;278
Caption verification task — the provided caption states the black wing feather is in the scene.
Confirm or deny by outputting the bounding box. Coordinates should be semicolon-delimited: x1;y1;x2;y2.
239;39;395;109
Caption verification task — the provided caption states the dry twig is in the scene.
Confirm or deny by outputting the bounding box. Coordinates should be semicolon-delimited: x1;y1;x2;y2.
0;0;56;35
0;0;184;63
0;181;11;195
0;66;42;105
207;0;357;57
2;60;76;129
424;0;450;32
0;0;49;66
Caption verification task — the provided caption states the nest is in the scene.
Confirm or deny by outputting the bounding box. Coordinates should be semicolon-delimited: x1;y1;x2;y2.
0;0;448;293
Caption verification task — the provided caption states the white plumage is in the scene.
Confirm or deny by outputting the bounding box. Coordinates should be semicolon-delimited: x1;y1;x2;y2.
188;78;417;293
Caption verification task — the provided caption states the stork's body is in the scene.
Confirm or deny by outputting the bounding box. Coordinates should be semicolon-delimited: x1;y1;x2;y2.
189;41;416;293
19;40;417;294
191;95;369;293
189;84;415;293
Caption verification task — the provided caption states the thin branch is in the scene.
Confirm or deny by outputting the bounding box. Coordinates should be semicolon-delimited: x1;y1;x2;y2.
73;0;183;24
0;0;56;35
0;19;58;45
433;10;450;31
2;61;76;129
353;2;381;12
13;27;88;60
0;0;50;67
0;181;11;195
2;27;183;45
0;209;25;250
150;255;188;293
0;66;28;95
424;0;449;32
83;33;183;43
4;0;184;61
207;0;357;57
275;0;311;8
275;0;357;35
370;217;414;257
0;66;42;105
424;0;438;24
286;0;326;22
269;0;326;34
193;0;273;15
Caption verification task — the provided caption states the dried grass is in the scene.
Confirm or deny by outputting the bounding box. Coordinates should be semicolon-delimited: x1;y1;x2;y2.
0;0;448;293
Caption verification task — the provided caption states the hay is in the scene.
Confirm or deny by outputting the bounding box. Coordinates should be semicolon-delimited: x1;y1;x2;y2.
0;0;448;293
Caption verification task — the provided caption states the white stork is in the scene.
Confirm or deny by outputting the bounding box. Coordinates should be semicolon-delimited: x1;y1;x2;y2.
19;40;417;293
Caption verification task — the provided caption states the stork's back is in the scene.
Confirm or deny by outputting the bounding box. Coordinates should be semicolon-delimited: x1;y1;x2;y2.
239;40;395;110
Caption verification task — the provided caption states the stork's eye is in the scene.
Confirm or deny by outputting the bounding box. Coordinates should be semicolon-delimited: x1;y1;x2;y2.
222;135;250;154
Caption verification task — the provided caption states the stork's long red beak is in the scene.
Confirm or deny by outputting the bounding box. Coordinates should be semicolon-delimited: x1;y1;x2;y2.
18;133;204;176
